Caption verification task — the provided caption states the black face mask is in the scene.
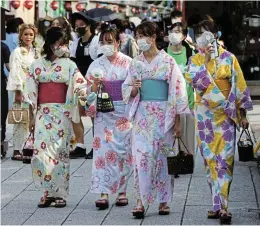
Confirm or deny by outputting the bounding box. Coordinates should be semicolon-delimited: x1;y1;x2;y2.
76;26;87;37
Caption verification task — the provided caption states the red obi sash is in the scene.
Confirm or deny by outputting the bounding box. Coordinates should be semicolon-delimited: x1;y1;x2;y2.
38;82;68;104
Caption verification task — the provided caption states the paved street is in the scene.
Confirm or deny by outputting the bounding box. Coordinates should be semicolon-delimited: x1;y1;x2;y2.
1;108;260;225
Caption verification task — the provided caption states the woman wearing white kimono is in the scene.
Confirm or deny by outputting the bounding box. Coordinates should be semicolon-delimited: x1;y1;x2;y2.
7;24;38;161
84;24;132;210
122;22;190;218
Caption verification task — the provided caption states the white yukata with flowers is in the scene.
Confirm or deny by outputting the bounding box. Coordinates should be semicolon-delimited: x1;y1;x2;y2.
85;52;133;195
122;50;190;206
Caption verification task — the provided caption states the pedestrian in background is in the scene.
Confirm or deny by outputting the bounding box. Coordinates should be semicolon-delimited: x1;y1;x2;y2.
185;19;253;224
7;23;38;161
122;21;190;218
24;27;87;208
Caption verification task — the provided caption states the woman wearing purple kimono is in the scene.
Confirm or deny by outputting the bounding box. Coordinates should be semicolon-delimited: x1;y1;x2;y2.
122;21;190;218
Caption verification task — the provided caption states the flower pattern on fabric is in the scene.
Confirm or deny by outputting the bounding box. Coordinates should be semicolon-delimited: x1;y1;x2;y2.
198;119;214;143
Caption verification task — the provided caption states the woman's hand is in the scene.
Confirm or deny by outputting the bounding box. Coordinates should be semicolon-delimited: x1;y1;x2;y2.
91;78;103;93
133;79;142;88
15;90;22;103
240;117;249;130
204;45;214;66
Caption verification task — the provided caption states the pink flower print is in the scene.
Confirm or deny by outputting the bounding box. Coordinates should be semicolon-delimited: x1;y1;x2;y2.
115;117;130;132
45;123;52;130
156;160;163;172
37;170;42;177
93;137;101;150
138;118;148;129
110;182;118;194
126;153;133;166
105;150;118;164
33;149;39;155
140;157;148;172
35;68;41;75
85;105;96;118
119;176;126;188
168;107;176;119
64;111;70;117
104;128;113;143
153;139;163;151
44;175;52;182
54;66;62;72
57;129;64;138
146;103;159;114
43;107;50;114
132;156;136;165
95;156;105;169
118;159;124;172
147;192;154;203
41;142;46;149
76;78;85;84
157;112;165;122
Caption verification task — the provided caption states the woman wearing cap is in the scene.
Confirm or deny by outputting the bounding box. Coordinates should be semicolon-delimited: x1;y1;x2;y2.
84;24;132;210
185;20;253;223
122;21;189;218
24;27;88;208
69;11;98;159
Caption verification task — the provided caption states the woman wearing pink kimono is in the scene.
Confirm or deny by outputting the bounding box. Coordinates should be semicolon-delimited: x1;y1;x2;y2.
122;21;190;218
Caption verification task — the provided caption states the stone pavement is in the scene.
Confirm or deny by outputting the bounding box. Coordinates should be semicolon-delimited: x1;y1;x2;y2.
1;110;260;225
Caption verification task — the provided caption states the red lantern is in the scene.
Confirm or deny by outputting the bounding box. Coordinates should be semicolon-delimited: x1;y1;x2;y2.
64;2;72;11
11;0;20;9
51;1;58;10
76;3;83;12
131;7;136;14
24;0;33;10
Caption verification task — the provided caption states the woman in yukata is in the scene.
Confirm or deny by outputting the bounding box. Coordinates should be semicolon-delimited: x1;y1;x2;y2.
23;27;88;208
185;20;253;224
122;21;190;218
7;24;38;161
84;24;133;210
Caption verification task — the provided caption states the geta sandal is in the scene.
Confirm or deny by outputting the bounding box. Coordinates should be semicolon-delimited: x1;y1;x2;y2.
54;198;67;208
38;197;55;208
132;206;145;218
115;197;128;207
158;206;170;215
95;199;109;210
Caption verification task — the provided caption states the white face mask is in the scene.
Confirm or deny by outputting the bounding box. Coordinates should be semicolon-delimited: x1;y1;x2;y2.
169;33;183;45
99;44;115;57
137;38;151;52
53;45;69;58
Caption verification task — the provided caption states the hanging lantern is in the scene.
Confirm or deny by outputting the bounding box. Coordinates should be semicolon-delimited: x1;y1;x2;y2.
24;0;33;10
11;0;21;9
131;7;136;14
76;3;83;12
64;1;72;11
50;1;58;10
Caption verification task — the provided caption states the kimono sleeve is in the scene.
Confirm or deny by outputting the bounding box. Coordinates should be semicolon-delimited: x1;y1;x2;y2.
23;62;38;115
6;49;22;91
164;60;190;134
65;60;88;123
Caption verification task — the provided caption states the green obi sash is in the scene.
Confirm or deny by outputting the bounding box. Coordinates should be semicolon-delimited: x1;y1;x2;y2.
140;79;168;101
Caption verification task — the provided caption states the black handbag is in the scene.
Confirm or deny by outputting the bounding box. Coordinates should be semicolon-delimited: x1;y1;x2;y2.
237;129;254;162
167;137;194;175
96;83;115;113
22;132;34;164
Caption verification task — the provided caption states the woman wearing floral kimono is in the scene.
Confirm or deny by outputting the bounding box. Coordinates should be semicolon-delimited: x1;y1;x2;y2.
84;24;132;210
185;20;253;224
7;24;38;161
122;21;190;218
24;27;87;208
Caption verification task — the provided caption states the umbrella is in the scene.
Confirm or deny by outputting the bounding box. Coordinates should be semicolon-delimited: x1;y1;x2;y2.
86;8;119;22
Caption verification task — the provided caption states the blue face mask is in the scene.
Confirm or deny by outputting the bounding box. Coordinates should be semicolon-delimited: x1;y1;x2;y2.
217;31;222;39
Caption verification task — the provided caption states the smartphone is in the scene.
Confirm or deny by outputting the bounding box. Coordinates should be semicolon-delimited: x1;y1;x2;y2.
211;40;219;59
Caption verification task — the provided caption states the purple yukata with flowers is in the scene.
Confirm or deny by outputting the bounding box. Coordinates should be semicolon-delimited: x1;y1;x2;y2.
185;47;253;211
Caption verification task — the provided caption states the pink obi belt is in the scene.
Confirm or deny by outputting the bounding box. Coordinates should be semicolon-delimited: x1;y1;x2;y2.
38;82;68;104
101;80;124;101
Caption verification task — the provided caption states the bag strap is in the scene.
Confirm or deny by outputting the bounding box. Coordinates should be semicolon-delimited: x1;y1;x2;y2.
178;137;190;154
239;129;253;142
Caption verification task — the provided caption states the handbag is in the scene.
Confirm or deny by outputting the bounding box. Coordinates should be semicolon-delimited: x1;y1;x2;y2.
167;137;194;175
96;83;115;113
22;132;34;164
7;103;29;124
237;129;254;162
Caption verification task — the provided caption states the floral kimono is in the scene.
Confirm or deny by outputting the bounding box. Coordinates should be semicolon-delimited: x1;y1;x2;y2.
7;46;37;151
85;52;133;195
185;47;253;211
122;50;190;206
24;57;87;199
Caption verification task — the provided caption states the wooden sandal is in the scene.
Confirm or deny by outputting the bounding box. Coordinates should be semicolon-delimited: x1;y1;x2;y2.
208;210;220;219
11;150;23;161
132;206;145;218
95;199;109;210
219;210;232;224
54;198;67;208
115;197;128;207
38;197;55;208
158;206;170;215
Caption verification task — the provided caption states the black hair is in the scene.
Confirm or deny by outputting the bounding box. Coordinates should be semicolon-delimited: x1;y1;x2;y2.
6;18;19;33
52;17;73;44
99;23;120;43
42;27;66;60
171;10;183;19
168;22;188;36
14;17;24;26
111;19;128;33
193;20;218;36
72;13;96;34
